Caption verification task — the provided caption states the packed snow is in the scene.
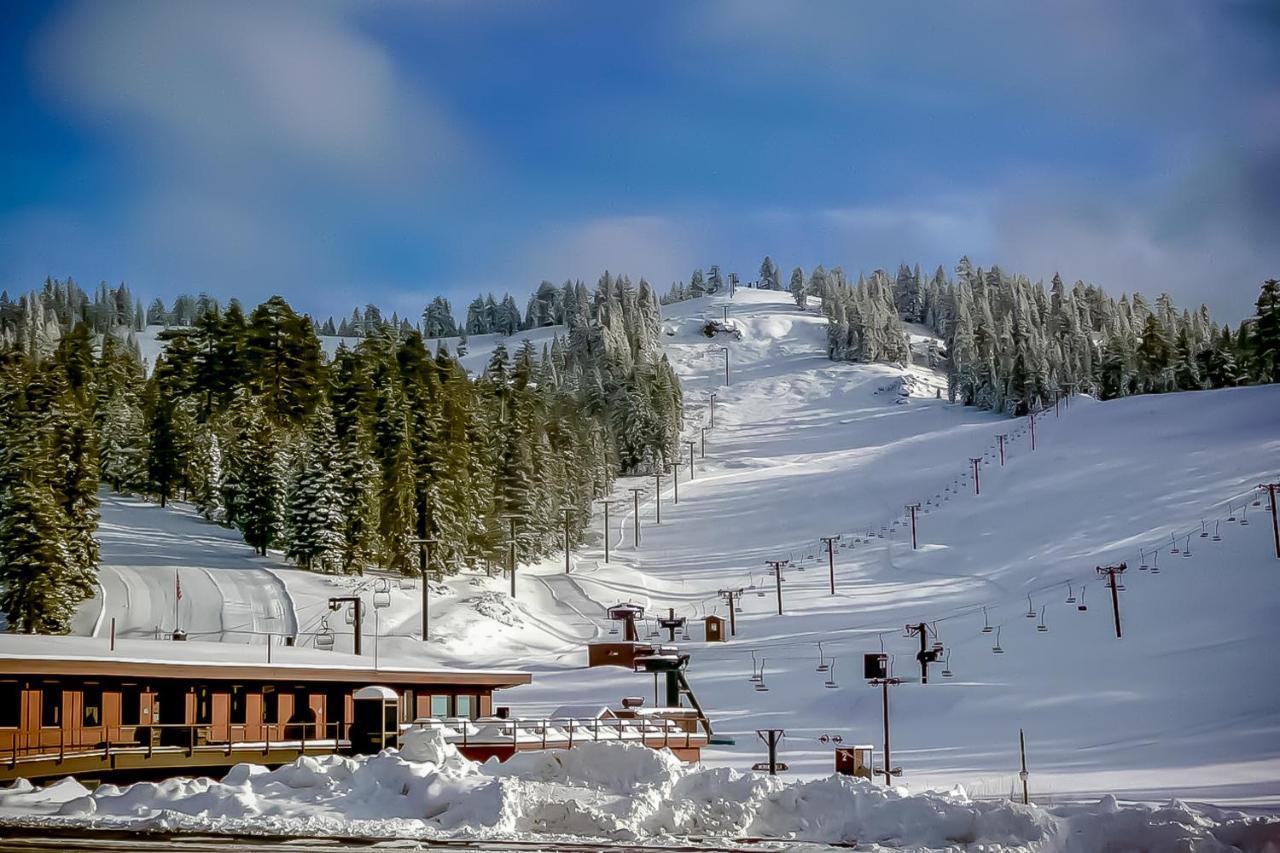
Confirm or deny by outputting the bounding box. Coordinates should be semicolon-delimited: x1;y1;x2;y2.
33;287;1280;846
3;731;1277;851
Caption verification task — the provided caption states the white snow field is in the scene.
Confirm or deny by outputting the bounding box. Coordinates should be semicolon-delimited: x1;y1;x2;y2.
35;287;1280;848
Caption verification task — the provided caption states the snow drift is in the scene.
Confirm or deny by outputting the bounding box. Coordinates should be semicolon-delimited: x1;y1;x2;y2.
2;733;1276;851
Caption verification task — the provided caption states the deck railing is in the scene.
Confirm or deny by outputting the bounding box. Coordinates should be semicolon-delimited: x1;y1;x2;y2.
408;714;709;752
4;721;346;769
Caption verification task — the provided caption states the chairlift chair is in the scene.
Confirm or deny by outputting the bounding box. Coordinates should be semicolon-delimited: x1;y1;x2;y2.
824;659;839;689
1037;605;1048;633
1150;552;1160;574
1066;582;1076;604
1199;520;1209;539
345;604;357;625
1138;550;1149;570
816;641;829;672
1252;491;1262;507
1240;505;1250;526
373;578;392;609
1077;586;1088;611
942;651;953;678
1227;504;1237;522
315;616;335;650
1025;595;1036;618
1212;521;1222;542
1182;535;1193;558
1170;533;1181;555
981;606;993;634
992;626;1005;654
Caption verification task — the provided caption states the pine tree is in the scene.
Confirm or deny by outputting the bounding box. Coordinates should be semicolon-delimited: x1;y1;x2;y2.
789;267;807;310
1252;278;1280;384
285;408;345;571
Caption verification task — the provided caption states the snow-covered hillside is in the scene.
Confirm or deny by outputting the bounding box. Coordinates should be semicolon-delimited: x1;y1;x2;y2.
79;288;1280;809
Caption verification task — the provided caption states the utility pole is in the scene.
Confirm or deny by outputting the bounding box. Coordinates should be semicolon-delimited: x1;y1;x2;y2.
502;514;522;599
328;596;362;656
729;272;738;298
1260;483;1280;559
820;535;840;595
700;427;708;458
658;607;685;642
598;498;616;564
865;653;902;786
970;457;983;495
1029;411;1037;451
709;392;717;429
671;457;678;505
562;508;574;574
1096;562;1128;638
720;346;731;385
766;560;787;615
905;504;920;550
722;305;729;323
718;589;742;636
905;623;940;683
685;440;696;478
754;728;785;775
1019;728;1030;805
407;537;437;640
997;433;1008;466
628;488;645;546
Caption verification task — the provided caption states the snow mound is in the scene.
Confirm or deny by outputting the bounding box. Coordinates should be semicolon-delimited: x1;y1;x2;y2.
4;742;1276;850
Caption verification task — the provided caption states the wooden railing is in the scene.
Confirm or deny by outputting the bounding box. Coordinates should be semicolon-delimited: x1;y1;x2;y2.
409;715;708;752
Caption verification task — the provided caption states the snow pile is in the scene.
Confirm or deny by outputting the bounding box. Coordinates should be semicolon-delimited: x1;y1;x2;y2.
5;738;1277;850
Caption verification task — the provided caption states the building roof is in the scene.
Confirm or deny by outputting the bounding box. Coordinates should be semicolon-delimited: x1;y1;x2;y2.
0;635;531;689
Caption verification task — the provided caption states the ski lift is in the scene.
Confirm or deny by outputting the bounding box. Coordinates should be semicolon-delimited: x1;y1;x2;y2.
981;606;993;634
1170;533;1180;555
681;622;691;641
824;659;839;689
1182;535;1192;558
941;651;953;678
608;621;619;635
1150;552;1160;575
1212;521;1222;542
1252;491;1262;507
735;597;744;613
816;641;829;672
1037;605;1048;633
1065;582;1076;604
1199;520;1209;539
648;619;660;639
400;576;416;590
992;626;1004;654
344;602;358;625
749;651;762;683
1227;504;1237;522
1240;505;1250;526
755;659;769;692
1077;586;1088;611
1138;550;1149;571
1025;595;1036;619
315;616;335;650
372;578;392;609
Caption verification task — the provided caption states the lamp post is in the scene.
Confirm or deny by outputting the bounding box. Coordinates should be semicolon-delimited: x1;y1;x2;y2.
500;514;522;598
720;346;731;385
407;537;436;641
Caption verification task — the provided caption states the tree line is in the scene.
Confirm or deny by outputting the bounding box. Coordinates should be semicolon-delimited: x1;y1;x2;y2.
0;272;681;633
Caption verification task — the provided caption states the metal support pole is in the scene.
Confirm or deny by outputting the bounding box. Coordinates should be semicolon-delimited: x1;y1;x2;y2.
655;471;662;523
700;427;707;458
672;458;678;505
599;499;615;564
563;509;573;574
721;347;730;385
821;536;839;595
882;679;891;785
971;458;982;495
1262;483;1280;559
709;393;716;429
1096;563;1127;638
1019;728;1030;805
408;538;436;641
1029;412;1036;451
997;434;1007;466
906;504;919;550
767;560;786;615
685;441;695;478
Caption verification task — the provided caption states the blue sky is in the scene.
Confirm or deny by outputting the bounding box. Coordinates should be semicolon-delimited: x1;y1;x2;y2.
1;1;1277;323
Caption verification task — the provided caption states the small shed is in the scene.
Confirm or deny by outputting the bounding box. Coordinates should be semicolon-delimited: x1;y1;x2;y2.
704;614;727;642
835;745;875;779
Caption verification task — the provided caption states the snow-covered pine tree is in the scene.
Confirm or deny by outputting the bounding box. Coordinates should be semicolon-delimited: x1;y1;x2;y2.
285;408;345;571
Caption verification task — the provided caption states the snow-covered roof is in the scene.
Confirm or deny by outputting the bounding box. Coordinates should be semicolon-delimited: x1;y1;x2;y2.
0;634;531;688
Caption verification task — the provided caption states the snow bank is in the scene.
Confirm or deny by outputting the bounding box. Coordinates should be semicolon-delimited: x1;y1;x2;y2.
3;738;1277;850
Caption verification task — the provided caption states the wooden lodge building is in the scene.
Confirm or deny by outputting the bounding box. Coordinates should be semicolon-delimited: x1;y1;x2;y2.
0;634;709;783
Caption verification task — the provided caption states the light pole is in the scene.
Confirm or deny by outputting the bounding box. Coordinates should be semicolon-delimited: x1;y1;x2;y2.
720;346;730;385
501;514;522;598
684;440;696;478
561;507;574;574
628;488;645;547
709;392;717;429
700;427;707;458
407;537;436;641
597;498;616;563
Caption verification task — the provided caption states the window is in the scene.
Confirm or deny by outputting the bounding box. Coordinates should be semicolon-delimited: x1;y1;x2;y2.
430;695;449;718
230;686;247;725
455;695;475;720
83;684;102;727
403;689;415;719
262;687;279;725
195;687;212;724
120;686;141;726
41;685;61;728
0;682;19;727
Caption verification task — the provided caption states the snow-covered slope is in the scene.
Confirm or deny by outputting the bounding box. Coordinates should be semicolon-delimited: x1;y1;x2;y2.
77;288;1280;809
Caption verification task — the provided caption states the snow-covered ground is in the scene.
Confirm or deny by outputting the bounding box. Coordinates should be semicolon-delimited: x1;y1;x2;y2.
38;288;1280;846
4;730;1277;851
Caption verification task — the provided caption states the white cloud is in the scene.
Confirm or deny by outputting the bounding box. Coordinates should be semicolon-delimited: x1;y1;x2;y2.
522;215;703;288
